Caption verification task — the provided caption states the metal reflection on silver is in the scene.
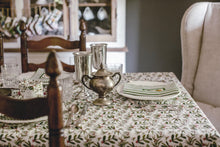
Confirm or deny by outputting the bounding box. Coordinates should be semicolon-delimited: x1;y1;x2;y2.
73;51;92;83
90;43;107;70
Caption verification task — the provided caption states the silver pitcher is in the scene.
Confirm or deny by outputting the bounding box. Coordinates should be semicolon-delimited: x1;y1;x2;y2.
82;64;121;106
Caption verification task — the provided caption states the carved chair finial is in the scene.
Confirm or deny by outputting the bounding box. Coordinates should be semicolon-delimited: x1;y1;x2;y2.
45;50;63;77
20;21;27;34
80;19;86;32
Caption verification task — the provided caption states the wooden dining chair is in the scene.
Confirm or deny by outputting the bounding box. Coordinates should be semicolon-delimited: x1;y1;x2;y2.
0;51;64;147
0;31;4;71
20;19;87;73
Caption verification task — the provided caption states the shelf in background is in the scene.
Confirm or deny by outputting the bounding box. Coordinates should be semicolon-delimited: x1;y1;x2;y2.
4;47;128;53
79;3;110;7
30;2;55;7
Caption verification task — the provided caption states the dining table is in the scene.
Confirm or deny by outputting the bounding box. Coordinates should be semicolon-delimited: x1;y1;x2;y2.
0;72;219;146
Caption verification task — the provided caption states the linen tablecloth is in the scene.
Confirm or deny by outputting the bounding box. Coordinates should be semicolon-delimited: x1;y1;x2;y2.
0;72;219;146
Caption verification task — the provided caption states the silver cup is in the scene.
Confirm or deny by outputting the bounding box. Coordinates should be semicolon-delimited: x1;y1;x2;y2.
73;51;92;83
90;43;107;70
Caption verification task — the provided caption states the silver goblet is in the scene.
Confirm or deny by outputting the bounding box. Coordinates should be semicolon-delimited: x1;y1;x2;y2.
73;51;92;99
90;43;107;70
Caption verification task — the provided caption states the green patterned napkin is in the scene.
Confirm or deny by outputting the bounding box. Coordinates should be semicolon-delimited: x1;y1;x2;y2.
30;68;73;84
30;68;49;83
123;82;179;97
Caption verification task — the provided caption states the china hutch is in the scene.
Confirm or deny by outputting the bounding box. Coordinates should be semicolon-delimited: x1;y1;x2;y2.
0;0;126;71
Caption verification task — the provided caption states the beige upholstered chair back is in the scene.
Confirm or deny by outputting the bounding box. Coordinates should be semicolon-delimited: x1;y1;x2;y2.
181;2;220;107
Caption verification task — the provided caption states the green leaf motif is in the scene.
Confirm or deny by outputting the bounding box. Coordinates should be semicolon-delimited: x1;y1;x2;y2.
103;136;106;143
75;140;80;143
137;135;140;142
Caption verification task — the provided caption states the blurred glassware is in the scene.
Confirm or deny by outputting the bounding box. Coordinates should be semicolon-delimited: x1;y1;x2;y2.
83;7;95;21
1;63;21;88
90;43;107;70
105;63;123;86
59;76;74;102
105;63;123;74
97;7;108;21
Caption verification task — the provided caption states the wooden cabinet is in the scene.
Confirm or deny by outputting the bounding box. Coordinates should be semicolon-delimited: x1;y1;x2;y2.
1;0;122;43
1;0;126;71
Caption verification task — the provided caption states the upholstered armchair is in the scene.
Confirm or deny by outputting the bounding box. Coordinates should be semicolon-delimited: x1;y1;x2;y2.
181;2;220;132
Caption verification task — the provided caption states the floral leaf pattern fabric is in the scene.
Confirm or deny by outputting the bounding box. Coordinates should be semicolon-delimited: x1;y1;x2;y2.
0;72;219;146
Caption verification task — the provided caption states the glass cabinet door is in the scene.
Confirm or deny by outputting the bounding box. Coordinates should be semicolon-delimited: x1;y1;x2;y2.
78;0;116;41
0;0;117;42
75;0;116;42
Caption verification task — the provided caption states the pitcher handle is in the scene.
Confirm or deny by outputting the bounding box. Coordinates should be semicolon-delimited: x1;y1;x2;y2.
112;72;121;88
81;75;92;90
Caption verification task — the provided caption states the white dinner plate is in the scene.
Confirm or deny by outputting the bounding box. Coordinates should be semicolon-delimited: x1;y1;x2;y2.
117;81;181;100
